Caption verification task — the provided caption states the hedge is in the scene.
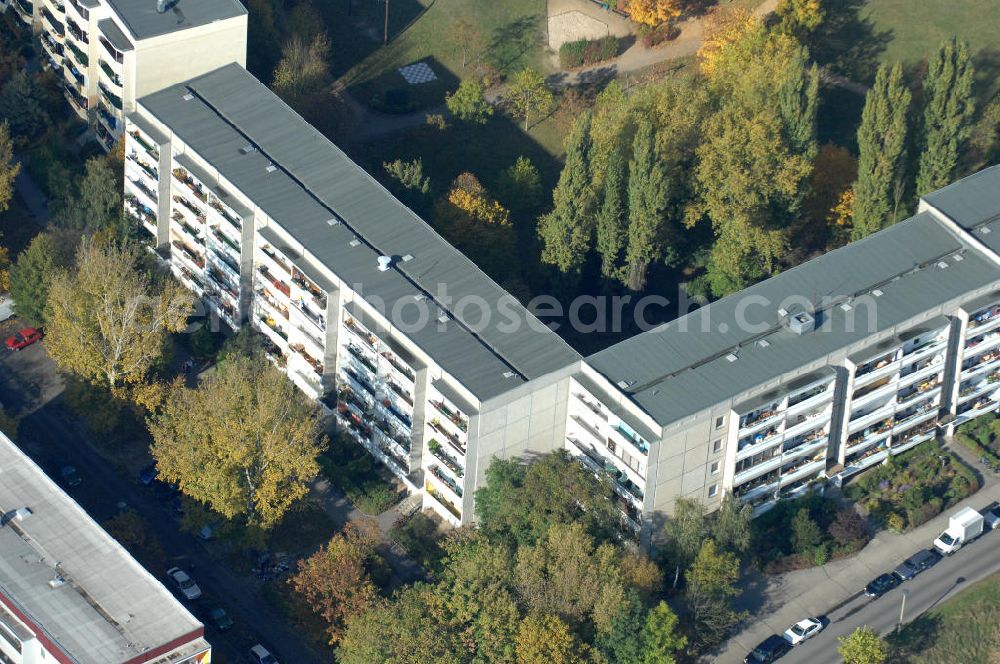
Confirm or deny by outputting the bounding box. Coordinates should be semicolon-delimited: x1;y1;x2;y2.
559;36;619;69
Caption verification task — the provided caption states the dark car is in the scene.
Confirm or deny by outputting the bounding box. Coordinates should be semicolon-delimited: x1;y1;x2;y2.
744;634;791;663
60;465;82;487
138;465;159;486
5;327;42;351
893;548;941;581
865;572;901;598
207;607;234;631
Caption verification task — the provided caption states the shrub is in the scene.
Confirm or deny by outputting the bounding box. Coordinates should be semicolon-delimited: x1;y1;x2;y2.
559;36;619;69
813;544;829;566
828;508;867;546
886;513;905;533
641;23;681;48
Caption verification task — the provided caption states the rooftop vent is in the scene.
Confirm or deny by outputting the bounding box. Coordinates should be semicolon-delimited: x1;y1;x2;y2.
156;0;166;12
787;311;816;335
872;289;884;297
181;92;194;101
13;507;32;521
401;254;414;262
981;227;992;235
936;261;949;269
757;339;771;348
414;294;426;301
617;380;630;390
349;238;361;248
502;371;515;378
326;218;339;226
954;254;964;262
840;302;853;311
239;144;257;155
265;164;277;173
377;255;393;272
725;353;739;362
48;575;67;589
777;307;788;317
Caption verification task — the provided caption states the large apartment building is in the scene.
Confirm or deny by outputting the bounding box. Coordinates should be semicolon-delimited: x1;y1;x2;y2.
21;0;246;150
124;57;1000;545
0;431;212;664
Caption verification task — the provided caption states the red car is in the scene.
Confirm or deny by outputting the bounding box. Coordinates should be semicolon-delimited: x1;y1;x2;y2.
5;327;42;351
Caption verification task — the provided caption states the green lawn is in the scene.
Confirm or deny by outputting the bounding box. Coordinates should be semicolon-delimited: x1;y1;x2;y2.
341;0;548;110
864;0;1000;67
889;570;1000;663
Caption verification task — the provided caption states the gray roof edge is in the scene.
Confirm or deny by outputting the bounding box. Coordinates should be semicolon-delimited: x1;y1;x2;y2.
98;17;134;52
126;111;168;144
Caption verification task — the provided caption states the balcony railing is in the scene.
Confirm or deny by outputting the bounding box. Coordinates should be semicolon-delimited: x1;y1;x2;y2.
430;400;468;433
969;306;1000;330
172;240;205;269
429;419;465;455
429;465;463;498
211;225;240;254
209;198;242;231
66;39;88;67
14;0;33;18
258;314;288;341
428;439;463;476
382;351;415;382
98;82;122;110
66;18;86;42
345;344;377;374
261;245;290;273
98;36;123;64
258;266;290;297
130;178;157;205
343;318;377;349
427;484;461;520
387;380;413;407
99;59;122;86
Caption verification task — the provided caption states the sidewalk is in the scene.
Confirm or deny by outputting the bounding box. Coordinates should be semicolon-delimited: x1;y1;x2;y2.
712;440;1000;663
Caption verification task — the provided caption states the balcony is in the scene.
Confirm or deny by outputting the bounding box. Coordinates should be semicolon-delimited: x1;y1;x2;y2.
378;399;411;430
345;344;377;375
99;58;122;87
845;443;890;472
430;400;468;433
171;240;204;270
962;349;1000;376
429;464;463;498
63;82;88;111
98;82;122;110
426;483;462;521
848;399;895;433
258;266;290;298
210;225;240;259
209;198;242;232
260;245;290;274
733;453;783;487
782;436;828;462
892;423;936;453
172;168;208;203
128;178;157;208
736;470;780;502
428;439;463;477
291;298;326;333
342;367;376;399
173;214;204;246
257;313;288;342
429;419;465;456
67;0;87;19
205;267;238;304
209;245;240;279
969;305;1000;335
292;268;327;308
97;100;119;133
574;392;607;420
372;418;410;454
381;351;415;383
609;423;649;456
343;317;377;349
787;384;832;413
739;405;782;433
965;330;1000;358
64;61;84;86
738;424;782;453
127;153;157;181
41;8;65;37
959;371;1000;403
98;36;123;64
387;380;413;407
14;0;33;20
66;39;88;67
256;289;288;322
290;343;323;377
892;401;937;430
173;192;204;221
779;458;825;487
66;18;86;43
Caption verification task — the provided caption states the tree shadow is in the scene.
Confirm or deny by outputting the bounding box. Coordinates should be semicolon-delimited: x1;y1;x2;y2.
487;14;543;74
808;0;893;84
885;612;944;663
972;47;1000;105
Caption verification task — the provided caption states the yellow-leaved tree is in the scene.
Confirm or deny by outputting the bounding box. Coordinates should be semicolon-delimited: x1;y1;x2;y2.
696;7;761;78
149;355;325;531
45;238;192;394
625;0;682;27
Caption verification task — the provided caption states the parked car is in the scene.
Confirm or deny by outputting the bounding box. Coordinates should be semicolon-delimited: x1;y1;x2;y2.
207;607;233;631
166;567;202;600
59;465;82;487
782;618;823;645
744;634;791;663
249;644;279;664
864;573;901;598
138;465;158;486
893;548;941;581
982;503;1000;531
5;327;42;351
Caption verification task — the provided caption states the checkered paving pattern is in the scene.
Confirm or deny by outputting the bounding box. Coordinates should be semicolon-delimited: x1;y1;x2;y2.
398;61;437;85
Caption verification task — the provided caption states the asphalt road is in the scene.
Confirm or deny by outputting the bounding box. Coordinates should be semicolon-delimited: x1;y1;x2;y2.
772;527;1000;664
0;340;327;664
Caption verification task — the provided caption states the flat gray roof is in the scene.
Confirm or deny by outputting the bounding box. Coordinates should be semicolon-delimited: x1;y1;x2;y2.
97;18;133;52
0;433;207;664
588;212;1000;425
106;0;245;41
138;64;579;400
923;164;1000;255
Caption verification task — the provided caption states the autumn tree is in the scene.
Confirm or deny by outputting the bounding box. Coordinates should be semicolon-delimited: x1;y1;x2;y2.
495;156;542;215
516;614;588;664
506;68;553;131
9;231;78;326
916;38;976;196
640;601;687;664
149;355;325;530
538;111;596;278
292;521;381;644
445;78;492;124
685;539;745;649
624;118;670;291
697;8;760;78
595;137;628;281
45;239;191;393
0;121;19;213
838;626;889;664
434;173;515;279
804;143;857;248
272;32;331;101
476;450;618;547
625;0;682;27
852;63;910;240
449;17;484;68
774;0;824;40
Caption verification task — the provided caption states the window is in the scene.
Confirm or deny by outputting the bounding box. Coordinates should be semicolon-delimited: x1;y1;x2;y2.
715;416;725;429
712;439;723;453
708;484;718;498
710;461;720;475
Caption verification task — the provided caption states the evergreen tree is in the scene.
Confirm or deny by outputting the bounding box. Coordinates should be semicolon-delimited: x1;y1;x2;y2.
594;136;629;282
0;72;49;141
538;111;597;278
852;63;910;240
916;38;975;196
625;119;670;292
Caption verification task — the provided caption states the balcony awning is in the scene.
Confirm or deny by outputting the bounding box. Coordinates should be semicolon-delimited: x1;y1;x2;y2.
126;110;168;145
98;18;133;52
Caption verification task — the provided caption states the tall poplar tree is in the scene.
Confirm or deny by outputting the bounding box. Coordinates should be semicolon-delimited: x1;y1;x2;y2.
852;63;910;240
538;111;597;277
916;38;975;196
624;119;670;292
594;137;629;282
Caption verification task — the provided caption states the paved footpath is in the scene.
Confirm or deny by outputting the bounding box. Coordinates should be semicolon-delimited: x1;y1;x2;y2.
711;438;999;663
